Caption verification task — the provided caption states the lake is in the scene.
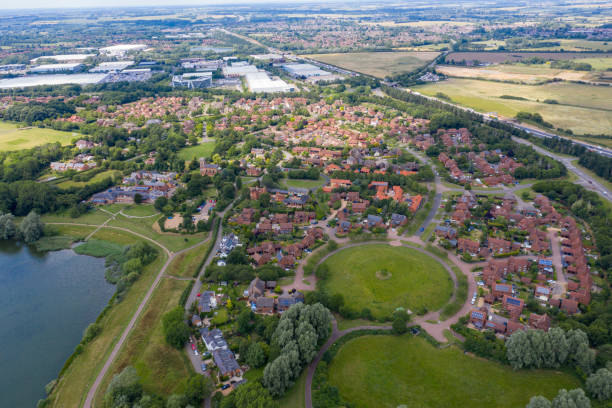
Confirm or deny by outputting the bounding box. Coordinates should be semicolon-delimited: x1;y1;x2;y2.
0;242;114;408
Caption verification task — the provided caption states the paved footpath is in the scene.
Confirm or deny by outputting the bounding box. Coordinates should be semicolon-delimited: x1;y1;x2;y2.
63;217;214;407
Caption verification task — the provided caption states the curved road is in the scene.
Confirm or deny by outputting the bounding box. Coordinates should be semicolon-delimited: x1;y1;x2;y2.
302;238;477;408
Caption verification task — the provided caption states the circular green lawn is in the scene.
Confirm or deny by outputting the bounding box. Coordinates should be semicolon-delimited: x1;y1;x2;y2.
319;244;453;319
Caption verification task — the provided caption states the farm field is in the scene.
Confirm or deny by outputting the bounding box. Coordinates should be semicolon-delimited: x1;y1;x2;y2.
177;140;215;161
328;335;581;408
0;121;76;151
521;39;612;52
435;64;594;84
306;51;439;78
572;57;612;70
319;244;453;319
446;51;612;65
413;78;612;137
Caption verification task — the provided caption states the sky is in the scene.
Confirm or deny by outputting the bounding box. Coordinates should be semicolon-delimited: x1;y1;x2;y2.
0;0;320;10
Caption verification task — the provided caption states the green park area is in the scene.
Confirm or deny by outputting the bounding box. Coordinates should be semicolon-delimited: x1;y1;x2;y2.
177;140;216;161
319;244;453;319
329;335;581;408
281;176;326;190
0;121;76;151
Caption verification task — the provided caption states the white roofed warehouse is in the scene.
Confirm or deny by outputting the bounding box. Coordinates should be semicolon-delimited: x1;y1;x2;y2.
245;72;294;93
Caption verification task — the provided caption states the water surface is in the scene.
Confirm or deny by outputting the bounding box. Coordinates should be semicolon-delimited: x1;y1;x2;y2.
0;242;114;407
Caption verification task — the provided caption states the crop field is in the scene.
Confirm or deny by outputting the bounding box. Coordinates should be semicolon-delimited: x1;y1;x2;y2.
319;244;453;319
435;64;594;84
522;39;612;52
572;56;612;71
414;78;612;137
306;51;439;78
446;51;612;65
329;335;581;408
0;121;76;151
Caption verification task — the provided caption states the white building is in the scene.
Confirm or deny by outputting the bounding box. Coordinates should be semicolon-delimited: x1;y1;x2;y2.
90;61;134;73
30;54;95;64
172;72;213;89
29;63;85;74
282;63;329;78
245;72;294;93
222;63;258;77
99;44;147;57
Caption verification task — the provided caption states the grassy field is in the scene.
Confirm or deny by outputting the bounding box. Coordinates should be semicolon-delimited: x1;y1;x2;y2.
74;239;124;257
107;213;209;252
42;207;113;225
281;177;325;190
572;57;612;70
55;170;122;189
413;78;612;137
166;242;210;278
48;226;167;408
93;278;193;405
329;335;581;408
0;121;76;151
319;244;453;319
177;140;215;161
278;370;307;408
121;204;160;217
306;51;439;78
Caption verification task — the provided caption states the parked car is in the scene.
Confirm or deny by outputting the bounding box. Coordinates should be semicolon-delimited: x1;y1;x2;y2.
191;343;196;351
221;384;230;390
201;363;207;371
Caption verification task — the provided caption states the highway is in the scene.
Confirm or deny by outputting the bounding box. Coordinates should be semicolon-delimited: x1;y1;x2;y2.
406;89;612;203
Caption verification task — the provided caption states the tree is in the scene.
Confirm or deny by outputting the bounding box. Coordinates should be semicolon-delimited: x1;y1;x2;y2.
0;213;16;240
162;307;190;349
134;193;143;204
551;388;590;408
548;327;569;368
104;366;142;407
296;321;318;364
184;375;213;406
246;342;266;368
507;330;532;369
166;394;187;408
237;309;255;334
574;342;596;375
392;317;407;334
154;196;168;212
263;353;294;397
586;367;612;401
19;211;44;243
527;396;552;408
231;381;279;408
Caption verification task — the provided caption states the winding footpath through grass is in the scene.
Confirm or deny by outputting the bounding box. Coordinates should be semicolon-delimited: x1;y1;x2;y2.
47;203;218;408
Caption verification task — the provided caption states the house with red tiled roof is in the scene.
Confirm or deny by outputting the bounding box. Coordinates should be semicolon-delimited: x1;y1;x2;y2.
529;313;551;331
